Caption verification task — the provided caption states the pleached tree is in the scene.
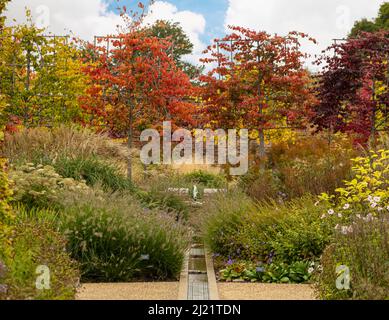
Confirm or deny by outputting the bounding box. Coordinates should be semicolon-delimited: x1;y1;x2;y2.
200;26;317;158
80;4;195;179
313;32;389;144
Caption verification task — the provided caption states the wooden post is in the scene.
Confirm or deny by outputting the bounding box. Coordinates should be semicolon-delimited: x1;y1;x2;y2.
256;41;266;170
127;97;134;182
370;81;377;147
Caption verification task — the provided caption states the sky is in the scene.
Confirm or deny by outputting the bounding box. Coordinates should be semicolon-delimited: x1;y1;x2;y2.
4;0;387;68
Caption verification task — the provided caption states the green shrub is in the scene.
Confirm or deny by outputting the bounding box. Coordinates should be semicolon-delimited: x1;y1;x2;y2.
316;214;389;300
319;149;389;222
315;150;389;300
244;198;332;264
219;260;314;284
203;192;332;264
54;156;134;192
0;207;79;300
58;190;190;282
202;191;254;258
9;163;89;209
183;170;226;188
55;157;189;219
0;158;14;261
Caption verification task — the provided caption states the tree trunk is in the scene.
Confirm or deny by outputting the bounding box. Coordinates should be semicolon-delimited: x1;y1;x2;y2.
256;44;266;171
370;81;376;147
127;98;134;182
258;128;266;171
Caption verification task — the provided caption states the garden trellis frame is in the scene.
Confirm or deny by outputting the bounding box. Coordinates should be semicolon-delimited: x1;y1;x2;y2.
92;34;176;135
332;38;389;135
93;35;139;153
214;37;307;158
93;35;181;180
0;34;72;127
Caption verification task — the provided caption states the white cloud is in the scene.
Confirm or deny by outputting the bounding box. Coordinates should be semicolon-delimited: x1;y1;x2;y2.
4;0;206;65
225;0;386;69
5;0;124;40
144;1;207;65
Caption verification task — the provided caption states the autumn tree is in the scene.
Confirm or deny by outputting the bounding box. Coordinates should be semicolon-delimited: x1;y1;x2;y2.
0;0;13;265
0;0;10;131
81;29;195;179
0;12;90;130
313;32;389;144
144;20;203;79
200;26;317;158
0;0;10;30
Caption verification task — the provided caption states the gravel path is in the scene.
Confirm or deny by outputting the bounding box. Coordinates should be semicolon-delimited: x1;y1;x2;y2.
77;283;179;300
218;283;317;300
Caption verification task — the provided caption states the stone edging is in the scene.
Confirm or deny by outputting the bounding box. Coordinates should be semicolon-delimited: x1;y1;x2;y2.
204;248;220;300
177;249;190;300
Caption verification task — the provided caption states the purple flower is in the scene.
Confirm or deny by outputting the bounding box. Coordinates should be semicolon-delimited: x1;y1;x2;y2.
227;259;234;266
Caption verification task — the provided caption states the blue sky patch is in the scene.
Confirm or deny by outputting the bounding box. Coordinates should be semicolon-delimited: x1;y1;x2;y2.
106;0;228;44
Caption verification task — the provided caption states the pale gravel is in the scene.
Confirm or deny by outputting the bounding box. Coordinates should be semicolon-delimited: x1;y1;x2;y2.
76;283;179;300
218;283;317;300
76;282;317;300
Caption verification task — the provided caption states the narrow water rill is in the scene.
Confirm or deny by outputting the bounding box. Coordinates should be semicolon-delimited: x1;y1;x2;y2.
188;245;209;300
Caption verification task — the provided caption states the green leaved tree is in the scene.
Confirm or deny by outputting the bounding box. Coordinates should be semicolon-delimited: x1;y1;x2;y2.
144;20;203;79
0;0;10;30
350;2;389;37
0;10;90;129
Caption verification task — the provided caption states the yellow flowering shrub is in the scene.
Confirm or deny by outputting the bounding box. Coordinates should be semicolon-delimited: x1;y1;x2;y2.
319;149;389;218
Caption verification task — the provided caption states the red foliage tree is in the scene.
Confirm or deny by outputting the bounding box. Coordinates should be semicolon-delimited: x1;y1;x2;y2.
313;32;389;144
80;28;195;178
199;26;317;157
81;33;194;132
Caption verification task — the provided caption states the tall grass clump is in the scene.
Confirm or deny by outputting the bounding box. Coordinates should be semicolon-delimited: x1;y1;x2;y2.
203;191;332;264
137;189;189;220
315;147;389;300
240;133;358;202
53;156;134;192
54;157;189;219
316;214;389;300
0;207;79;300
58;190;190;282
2;126;129;165
9;158;189;220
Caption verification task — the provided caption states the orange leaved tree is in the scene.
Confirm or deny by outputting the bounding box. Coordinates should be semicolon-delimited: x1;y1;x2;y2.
200;26;317;160
80;28;195;179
